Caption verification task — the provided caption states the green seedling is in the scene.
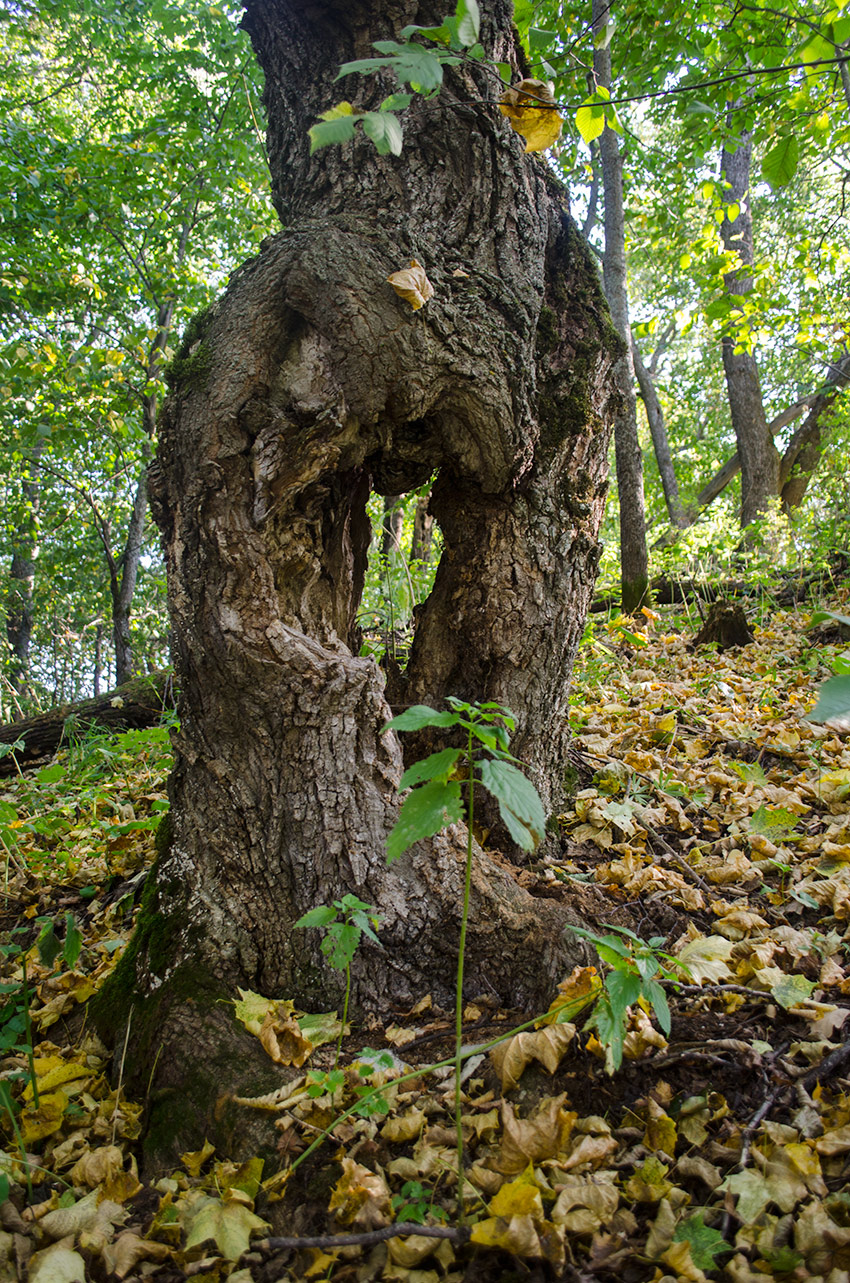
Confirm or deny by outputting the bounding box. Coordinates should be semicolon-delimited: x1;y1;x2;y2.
566;923;683;1073
295;894;381;1074
383;695;545;1221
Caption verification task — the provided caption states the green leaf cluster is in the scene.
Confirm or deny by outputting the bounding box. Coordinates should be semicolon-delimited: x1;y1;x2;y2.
383;696;546;861
310;0;482;155
566;923;679;1073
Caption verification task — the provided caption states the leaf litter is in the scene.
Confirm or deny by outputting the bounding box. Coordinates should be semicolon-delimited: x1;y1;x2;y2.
1;601;850;1279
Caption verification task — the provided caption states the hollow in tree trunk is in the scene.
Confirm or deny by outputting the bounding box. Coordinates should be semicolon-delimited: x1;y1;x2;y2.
93;0;619;1166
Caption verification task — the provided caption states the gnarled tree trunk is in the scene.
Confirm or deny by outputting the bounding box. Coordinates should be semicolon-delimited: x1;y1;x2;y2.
96;0;617;1164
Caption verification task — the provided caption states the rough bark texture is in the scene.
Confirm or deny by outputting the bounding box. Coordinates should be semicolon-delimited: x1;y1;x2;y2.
95;0;618;1165
691;600;754;651
719;128;780;527
593;0;648;612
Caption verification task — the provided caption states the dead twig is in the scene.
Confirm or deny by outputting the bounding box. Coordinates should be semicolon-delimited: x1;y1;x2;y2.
249;1223;471;1256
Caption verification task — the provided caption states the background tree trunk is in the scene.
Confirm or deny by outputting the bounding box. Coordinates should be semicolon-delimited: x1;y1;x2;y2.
593;0;649;612
6;443;43;701
97;0;618;1164
719;125;780;526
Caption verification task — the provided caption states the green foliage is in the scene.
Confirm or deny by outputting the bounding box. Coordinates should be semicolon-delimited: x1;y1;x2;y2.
812;674;850;725
384;697;546;861
310;0;481;154
295;894;381;972
565;923;679;1073
295;895;382;1074
384;696;545;1220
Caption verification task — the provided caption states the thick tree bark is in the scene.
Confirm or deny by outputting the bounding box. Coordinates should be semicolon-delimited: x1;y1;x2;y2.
593;0;649;612
97;0;618;1163
719;126;780;526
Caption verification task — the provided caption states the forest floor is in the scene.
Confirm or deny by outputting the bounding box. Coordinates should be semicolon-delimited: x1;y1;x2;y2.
1;593;850;1283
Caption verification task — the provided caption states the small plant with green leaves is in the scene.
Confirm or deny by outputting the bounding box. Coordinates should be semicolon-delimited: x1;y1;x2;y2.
309;0;486;156
294;894;382;1089
565;923;681;1073
382;696;546;1219
392;1179;449;1225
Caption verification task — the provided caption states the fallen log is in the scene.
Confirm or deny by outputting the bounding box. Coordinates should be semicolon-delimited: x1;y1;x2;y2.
0;671;175;777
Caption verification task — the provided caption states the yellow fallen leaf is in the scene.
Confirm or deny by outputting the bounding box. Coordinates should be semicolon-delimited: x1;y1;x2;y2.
26;1240;86;1283
20;1090;67;1145
182;1194;269;1262
387;259;434;310
500;79;562;151
181;1139;215;1178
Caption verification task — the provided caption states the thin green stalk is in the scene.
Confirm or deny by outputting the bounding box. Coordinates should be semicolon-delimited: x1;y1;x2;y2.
335;964;351;1073
289;1007;569;1177
0;1085;33;1204
454;724;475;1224
20;955;38;1109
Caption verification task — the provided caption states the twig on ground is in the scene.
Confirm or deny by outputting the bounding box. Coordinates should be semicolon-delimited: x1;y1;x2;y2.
248;1223;471;1256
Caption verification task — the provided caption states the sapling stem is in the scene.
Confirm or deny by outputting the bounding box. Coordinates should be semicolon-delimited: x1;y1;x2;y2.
21;954;38;1109
454;724;475;1224
335;962;351;1072
0;1084;33;1204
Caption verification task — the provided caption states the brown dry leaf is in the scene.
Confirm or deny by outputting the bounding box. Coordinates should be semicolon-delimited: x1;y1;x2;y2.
496;1096;576;1173
387;259;434;310
623;1005;668;1060
387;1231;443;1268
259;1009;314;1067
499;79;563;152
794;1199;850;1272
384;1022;418;1046
550;1173;619;1233
380;1107;426;1143
676;1154;722;1189
101;1231;171;1280
560;1131;619;1172
70;1144;124;1189
490;1022;576;1092
328;1157;392;1229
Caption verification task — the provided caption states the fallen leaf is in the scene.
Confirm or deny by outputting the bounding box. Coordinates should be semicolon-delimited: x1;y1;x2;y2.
328;1157;392;1229
387;260;434;310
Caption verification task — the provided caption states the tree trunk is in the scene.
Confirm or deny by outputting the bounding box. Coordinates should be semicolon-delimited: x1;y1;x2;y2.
593;0;649;612
6;444;43;699
410;495;434;564
95;0;618;1164
631;337;686;528
779;352;850;511
719;125;780;526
